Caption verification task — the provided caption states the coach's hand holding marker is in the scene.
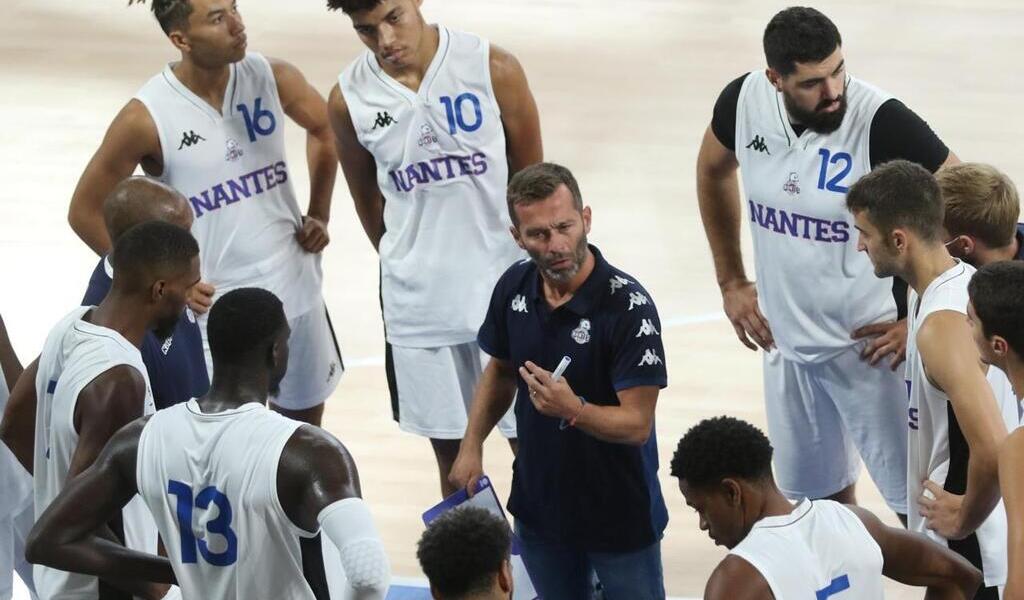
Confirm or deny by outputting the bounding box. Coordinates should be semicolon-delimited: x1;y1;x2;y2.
520;357;587;426
186;281;215;315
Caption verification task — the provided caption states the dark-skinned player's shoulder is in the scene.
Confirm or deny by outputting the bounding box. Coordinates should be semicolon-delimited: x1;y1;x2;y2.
704;554;773;600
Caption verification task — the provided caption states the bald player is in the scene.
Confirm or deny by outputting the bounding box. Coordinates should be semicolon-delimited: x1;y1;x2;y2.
26;288;390;600
673;416;983;600
0;221;200;599
68;0;342;426
696;6;956;517
82;176;209;411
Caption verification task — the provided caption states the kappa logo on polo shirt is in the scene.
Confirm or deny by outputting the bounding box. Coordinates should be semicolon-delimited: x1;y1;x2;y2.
637;348;663;367
627;292;649;311
160;336;174;356
636;319;660;338
511;294;528;313
609;275;632;295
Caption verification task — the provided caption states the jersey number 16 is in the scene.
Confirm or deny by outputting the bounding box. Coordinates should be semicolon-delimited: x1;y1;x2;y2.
168;480;238;567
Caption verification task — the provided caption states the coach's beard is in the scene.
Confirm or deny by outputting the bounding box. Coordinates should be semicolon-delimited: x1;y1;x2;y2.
533;235;589;284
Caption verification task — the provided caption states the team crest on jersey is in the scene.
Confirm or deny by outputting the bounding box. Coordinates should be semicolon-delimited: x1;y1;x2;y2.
783;172;801;195
571;318;591;345
224;138;244;162
185;307;197;324
417;124;441;151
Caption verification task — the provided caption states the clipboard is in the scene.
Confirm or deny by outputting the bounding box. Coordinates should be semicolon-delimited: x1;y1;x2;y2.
422;476;539;600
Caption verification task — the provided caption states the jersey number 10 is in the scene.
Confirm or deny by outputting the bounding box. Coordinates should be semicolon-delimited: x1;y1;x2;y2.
168;480;238;567
439;93;483;135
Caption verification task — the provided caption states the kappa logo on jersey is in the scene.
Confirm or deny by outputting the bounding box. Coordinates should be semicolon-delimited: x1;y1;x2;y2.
637;348;663;367
189;161;289;218
748;200;850;243
372;111;398;130
745;135;770;155
627;292;649;311
636;318;660;337
160;336;174;356
609;275;633;295
572;318;591;345
783;172;801;195
328;361;338;383
178;130;206;150
224;138;244;162
511;294;529;313
388;153;489;192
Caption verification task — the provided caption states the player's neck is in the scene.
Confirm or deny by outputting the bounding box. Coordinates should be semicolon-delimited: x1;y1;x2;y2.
203;367;271;410
89;293;150;348
379;24;439;88
541;247;595;308
1007;359;1024;402
759;487;797;519
973;237;1019;266
904;245;957;297
172;57;232;111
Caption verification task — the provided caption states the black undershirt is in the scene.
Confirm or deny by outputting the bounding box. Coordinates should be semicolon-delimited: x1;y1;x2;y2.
711;73;951;318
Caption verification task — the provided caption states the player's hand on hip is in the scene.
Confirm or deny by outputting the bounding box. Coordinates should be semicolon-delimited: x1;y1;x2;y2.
919;479;967;540
721;279;774;352
852;319;908;370
297;215;330;253
448;446;484;497
519;361;580;420
187;281;215;315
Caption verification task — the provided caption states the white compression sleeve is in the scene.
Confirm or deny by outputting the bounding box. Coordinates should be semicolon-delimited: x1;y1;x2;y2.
318;497;391;600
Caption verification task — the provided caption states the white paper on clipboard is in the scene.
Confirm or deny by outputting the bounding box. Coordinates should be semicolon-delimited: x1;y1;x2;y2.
422;476;539;600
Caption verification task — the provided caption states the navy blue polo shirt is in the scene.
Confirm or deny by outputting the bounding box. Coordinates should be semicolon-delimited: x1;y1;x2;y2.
82;256;209;410
478;245;669;552
1015;223;1024;261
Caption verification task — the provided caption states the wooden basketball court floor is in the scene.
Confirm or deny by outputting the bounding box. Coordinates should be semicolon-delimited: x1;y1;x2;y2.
3;1;1023;597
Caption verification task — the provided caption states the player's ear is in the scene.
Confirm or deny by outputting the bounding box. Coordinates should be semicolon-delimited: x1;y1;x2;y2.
765;68;782;91
510;225;525;250
168;29;190;54
891;228;907;252
961;236;977;257
721;478;742;507
151;280;167;302
498;558;513;593
992;335;1010;359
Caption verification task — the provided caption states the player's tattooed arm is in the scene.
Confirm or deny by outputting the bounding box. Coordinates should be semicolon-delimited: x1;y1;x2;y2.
26;417;175;599
328;83;386;251
69;100;162;255
270;57;337;253
917;311;1007;539
847;505;982;599
489;44;542;174
0;357;38;473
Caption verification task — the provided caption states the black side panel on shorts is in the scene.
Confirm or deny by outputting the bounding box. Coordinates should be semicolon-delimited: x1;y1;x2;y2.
323;306;345;371
944;403;999;598
301;533;332;600
385;342;400;422
97;511;131;600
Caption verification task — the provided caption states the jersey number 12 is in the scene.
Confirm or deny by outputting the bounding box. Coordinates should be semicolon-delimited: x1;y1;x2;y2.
168;480;238;566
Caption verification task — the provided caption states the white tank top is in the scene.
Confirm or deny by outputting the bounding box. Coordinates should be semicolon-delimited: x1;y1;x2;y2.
729;500;884;599
988;366;1022;429
135;53;322;320
735;72;896;363
136;400;321;600
339;26;524;347
905;260;1007;587
33;306;158;599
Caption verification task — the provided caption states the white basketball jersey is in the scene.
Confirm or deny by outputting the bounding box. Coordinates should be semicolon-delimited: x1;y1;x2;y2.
33;306;158;599
735;72;896;363
905;260;1007;586
729;500;884;599
136;53;321;320
988;366;1022;429
136;400;321;600
339;26;524;347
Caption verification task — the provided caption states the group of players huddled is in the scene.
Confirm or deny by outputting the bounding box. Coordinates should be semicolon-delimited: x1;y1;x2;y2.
1;1;1023;599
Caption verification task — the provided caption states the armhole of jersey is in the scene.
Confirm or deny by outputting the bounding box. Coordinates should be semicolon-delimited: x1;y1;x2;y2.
133;95;169;181
482;39;502;118
64;362;123;440
725;550;779;598
270;423;320;539
734;71;755;155
250;52;285;118
134;415;154;499
337;66;372;153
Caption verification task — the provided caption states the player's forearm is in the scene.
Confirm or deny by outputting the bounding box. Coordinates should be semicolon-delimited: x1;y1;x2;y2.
306;127;338;223
957;453;1002;536
68;194;112;256
462;361;517;448
0;314;22;390
696;168;747;288
350;192;385;251
26;535;175;586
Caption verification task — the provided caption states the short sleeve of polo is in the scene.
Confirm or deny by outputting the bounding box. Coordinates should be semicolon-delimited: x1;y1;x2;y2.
608;285;668;392
477;267;514;360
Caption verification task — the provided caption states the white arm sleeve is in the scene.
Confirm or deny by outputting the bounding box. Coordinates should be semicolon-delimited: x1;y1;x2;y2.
318;497;391;600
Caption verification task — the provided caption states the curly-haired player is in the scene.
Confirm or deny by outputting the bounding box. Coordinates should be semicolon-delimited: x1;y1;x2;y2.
417;506;513;600
672;417;982;599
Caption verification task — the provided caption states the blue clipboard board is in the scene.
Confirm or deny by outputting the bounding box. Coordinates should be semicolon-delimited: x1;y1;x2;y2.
422;476;539;600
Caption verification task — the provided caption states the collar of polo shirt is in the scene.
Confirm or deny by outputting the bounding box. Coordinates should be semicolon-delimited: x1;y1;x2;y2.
527;244;610;314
